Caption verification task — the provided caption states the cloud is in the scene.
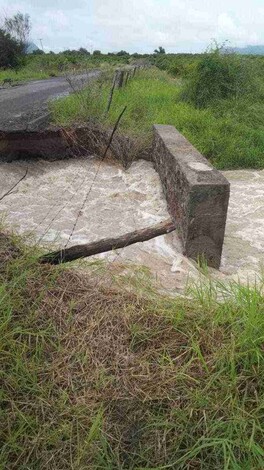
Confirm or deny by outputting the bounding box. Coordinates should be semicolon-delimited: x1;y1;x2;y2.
0;0;263;52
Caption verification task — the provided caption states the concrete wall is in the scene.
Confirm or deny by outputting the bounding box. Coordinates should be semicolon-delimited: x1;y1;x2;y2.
153;125;230;268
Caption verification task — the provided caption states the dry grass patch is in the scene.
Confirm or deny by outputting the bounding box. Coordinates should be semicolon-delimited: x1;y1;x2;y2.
1;232;264;469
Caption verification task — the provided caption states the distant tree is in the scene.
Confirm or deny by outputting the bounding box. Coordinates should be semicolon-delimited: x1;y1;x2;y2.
116;50;129;56
32;49;44;55
0;28;23;67
4;12;31;50
154;46;166;54
93;50;101;56
79;47;90;55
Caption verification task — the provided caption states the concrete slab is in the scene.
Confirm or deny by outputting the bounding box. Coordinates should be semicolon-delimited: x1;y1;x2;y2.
0;158;263;293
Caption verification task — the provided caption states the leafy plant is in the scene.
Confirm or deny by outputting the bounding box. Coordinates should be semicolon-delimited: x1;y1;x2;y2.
181;42;257;107
0;28;23;68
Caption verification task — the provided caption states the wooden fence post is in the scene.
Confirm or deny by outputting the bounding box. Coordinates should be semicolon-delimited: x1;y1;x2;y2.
116;70;125;88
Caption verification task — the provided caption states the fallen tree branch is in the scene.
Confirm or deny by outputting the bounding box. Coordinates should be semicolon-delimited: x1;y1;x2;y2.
0;168;28;202
40;219;176;265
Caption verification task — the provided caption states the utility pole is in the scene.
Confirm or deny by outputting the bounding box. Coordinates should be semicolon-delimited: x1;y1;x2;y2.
38;38;44;51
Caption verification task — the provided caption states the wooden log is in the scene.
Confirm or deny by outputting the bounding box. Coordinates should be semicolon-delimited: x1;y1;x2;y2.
40;219;176;265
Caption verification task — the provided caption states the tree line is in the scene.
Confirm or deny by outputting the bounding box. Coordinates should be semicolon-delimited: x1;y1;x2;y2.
0;10;167;70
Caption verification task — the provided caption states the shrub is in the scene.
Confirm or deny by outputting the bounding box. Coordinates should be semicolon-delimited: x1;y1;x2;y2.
0;28;23;68
181;44;257;108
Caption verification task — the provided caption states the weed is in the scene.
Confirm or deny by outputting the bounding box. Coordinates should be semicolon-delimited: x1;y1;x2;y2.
181;42;258;108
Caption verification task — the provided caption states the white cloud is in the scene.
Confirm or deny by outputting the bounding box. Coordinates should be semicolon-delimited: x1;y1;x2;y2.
0;0;263;52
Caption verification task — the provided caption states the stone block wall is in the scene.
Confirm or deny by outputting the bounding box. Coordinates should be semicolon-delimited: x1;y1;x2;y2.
153;124;230;268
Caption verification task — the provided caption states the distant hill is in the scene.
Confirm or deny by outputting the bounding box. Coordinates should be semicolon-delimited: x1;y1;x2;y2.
233;45;264;55
25;42;40;54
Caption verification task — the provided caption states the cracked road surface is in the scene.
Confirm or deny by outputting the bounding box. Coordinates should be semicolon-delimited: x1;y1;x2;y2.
0;71;99;131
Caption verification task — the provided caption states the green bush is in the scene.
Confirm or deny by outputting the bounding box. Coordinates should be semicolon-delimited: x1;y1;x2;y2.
0;28;23;68
182;44;257;108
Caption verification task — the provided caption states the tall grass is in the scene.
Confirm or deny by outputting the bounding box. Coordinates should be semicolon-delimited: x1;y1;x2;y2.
1;230;264;468
181;43;259;108
0;52;129;84
52;67;264;169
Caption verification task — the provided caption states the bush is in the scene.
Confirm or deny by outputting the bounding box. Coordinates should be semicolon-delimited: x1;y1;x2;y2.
0;28;23;68
182;44;257;108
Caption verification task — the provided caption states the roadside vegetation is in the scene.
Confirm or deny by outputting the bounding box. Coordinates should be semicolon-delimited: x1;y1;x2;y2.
1;230;264;468
51;46;264;169
0;49;131;83
0;11;132;84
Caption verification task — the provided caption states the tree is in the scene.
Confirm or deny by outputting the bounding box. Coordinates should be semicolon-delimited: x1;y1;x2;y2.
4;12;31;49
32;49;45;55
78;47;90;55
0;28;23;68
116;50;129;56
154;46;166;54
93;50;101;56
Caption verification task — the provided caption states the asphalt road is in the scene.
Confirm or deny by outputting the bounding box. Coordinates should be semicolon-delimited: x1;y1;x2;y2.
0;71;99;131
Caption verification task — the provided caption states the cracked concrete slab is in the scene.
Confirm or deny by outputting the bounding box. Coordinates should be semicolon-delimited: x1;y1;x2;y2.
0;158;263;292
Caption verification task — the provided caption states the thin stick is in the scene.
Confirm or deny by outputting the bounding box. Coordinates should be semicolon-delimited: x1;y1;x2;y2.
106;71;118;114
64;106;127;248
0;168;28;202
102;105;127;159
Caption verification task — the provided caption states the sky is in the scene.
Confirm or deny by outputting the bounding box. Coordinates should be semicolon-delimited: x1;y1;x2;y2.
1;0;264;53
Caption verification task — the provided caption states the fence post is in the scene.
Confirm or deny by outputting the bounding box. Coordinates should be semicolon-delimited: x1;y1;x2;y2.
116;70;125;88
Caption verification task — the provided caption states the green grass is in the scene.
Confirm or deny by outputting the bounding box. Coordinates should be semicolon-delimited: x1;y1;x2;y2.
1;230;264;468
0;52;129;84
51;67;264;169
0;68;52;83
